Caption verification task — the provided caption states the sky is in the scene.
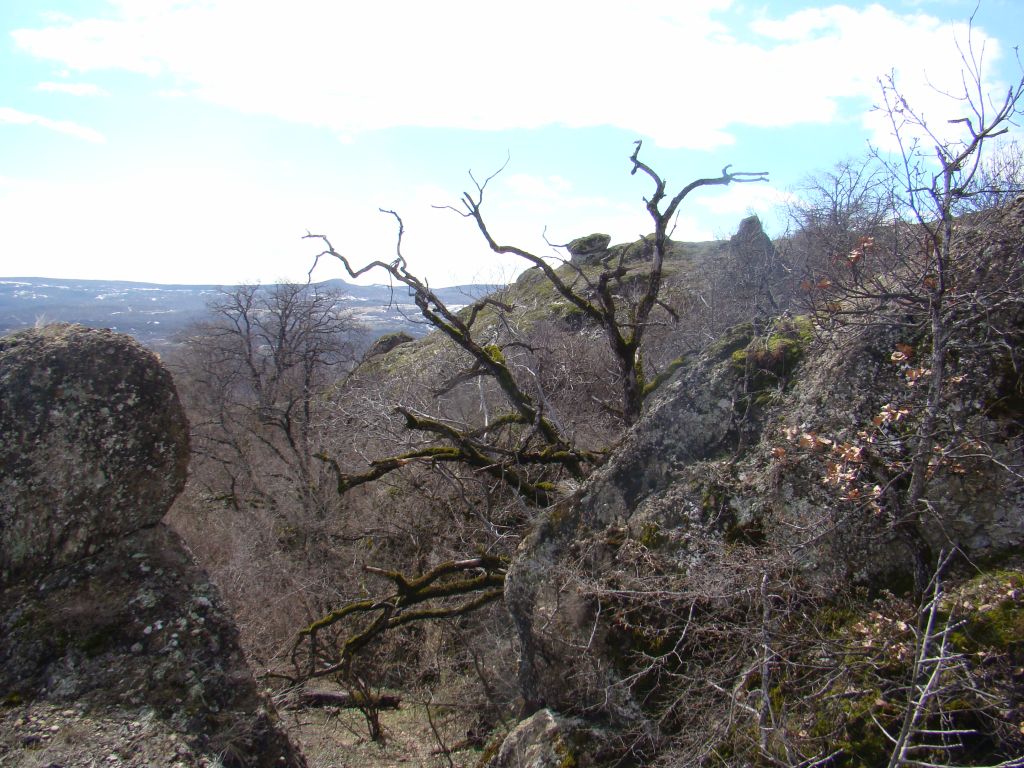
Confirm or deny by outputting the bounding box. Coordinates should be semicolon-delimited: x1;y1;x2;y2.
1;0;1022;287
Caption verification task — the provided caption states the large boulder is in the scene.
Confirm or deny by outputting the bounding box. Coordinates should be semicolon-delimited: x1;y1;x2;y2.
729;214;776;263
0;324;304;767
0;324;189;584
483;709;607;768
0;526;305;767
567;233;612;265
505;320;768;720
363;330;415;360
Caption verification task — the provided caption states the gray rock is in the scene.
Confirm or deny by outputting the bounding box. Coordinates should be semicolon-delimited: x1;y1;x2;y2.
729;214;775;261
486;709;566;768
500;191;1024;758
0;324;305;767
720;214;785;318
0;324;189;584
364;330;414;359
0;526;305;767
567;233;611;262
567;233;616;267
483;709;603;768
505;324;757;717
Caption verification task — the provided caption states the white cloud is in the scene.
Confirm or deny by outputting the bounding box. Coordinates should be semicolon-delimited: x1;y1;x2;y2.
35;81;109;96
0;107;105;142
748;5;1009;151
695;182;795;216
750;7;841;40
0;169;335;285
0;159;658;286
0;167;530;286
12;13;171;75
11;1;1004;151
0;157;783;285
503;174;575;201
4;2;1012;286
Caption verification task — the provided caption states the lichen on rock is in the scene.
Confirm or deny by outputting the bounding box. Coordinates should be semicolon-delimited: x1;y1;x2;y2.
0;324;305;767
482;708;605;768
497;199;1024;763
0;324;189;584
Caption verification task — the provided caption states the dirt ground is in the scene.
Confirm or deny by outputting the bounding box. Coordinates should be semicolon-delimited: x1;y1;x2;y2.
284;702;491;768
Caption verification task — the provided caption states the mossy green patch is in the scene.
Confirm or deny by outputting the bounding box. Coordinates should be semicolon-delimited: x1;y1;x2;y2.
949;569;1024;653
707;322;754;362
727;316;814;418
958;601;1024;650
810;684;893;767
637;521;667;549
700;482;730;517
730;316;814;378
555;740;578;768
483;343;506;365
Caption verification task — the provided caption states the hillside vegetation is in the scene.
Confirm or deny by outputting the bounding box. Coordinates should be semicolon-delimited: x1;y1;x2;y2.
163;71;1024;766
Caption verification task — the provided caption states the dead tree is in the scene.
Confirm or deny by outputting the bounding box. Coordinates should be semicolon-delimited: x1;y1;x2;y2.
290;146;768;719
439;140;768;425
307;216;594;508
305;143;767;503
285;553;507;740
289;553;506;682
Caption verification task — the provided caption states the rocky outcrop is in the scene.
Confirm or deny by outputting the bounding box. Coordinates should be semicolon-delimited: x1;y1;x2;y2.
0;324;190;583
729;214;776;264
364;330;415;359
0;324;304;767
567;233;612;265
499;200;1024;762
716;214;787;319
566;233;660;267
504;320;769;722
483;709;605;768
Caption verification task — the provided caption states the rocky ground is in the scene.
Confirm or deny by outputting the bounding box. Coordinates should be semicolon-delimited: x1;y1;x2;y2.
0;702;222;768
1;698;493;767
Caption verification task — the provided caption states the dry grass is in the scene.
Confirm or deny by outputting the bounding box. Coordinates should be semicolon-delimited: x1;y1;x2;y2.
285;702;490;768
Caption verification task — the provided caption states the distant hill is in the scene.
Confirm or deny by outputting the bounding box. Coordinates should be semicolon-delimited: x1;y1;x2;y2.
0;277;498;348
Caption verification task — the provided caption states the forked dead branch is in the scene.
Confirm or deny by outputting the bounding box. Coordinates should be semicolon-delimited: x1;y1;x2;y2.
304;142;767;505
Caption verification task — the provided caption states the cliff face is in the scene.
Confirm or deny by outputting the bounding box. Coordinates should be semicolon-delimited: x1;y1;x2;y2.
0;325;304;767
496;200;1024;765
